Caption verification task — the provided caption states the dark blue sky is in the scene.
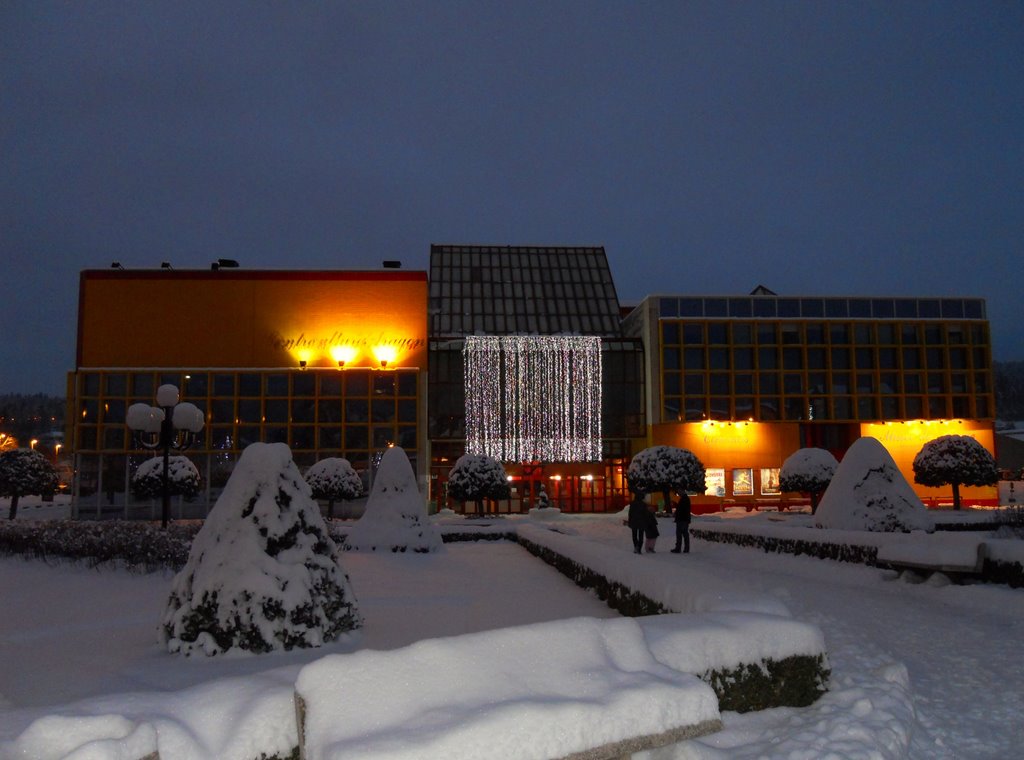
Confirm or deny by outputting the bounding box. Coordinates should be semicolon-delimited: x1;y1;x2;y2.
2;1;1022;395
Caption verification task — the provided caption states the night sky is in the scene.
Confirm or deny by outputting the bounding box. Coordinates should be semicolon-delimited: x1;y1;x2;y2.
3;2;1022;395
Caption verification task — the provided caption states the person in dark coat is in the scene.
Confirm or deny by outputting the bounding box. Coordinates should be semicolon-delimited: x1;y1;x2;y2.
643;502;660;553
671;491;691;553
627;492;648;554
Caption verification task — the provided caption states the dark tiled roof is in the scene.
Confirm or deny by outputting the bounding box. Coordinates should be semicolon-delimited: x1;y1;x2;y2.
429;245;623;337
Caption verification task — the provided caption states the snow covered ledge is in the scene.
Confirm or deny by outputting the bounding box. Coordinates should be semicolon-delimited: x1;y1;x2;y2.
294;616;723;760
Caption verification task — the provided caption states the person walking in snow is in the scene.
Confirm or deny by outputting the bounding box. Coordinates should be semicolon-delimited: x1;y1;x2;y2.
643;502;660;553
627;491;647;554
671;490;691;553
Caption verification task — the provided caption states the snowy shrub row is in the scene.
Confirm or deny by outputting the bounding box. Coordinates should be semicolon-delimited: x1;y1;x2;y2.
515;533;829;711
690;526;881;566
0;519;198;571
517;536;670;617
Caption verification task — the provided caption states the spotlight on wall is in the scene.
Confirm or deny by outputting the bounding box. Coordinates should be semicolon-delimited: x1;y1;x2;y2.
298;360;308;370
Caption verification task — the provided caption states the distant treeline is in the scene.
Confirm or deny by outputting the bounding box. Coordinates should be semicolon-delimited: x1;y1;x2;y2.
0;394;65;444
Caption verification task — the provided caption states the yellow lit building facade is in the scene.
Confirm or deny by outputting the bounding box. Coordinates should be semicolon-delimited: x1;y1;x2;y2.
70;269;427;519
624;293;998;511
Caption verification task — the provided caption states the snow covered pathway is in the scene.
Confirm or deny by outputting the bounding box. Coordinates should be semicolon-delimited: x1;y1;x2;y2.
566;517;1024;759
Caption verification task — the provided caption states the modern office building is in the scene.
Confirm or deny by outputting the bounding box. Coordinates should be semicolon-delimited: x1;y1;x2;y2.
70;267;428;519
67;256;1000;518
623;291;999;510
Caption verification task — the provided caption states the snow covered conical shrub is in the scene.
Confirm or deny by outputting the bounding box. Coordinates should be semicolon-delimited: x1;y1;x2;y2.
815;437;934;533
344;446;442;553
161;442;361;656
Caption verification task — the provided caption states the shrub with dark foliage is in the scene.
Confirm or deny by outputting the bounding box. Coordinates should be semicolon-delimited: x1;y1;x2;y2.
913;435;998;510
305;457;363;519
447;454;511;515
162;442;361;656
132;456;201;501
626;445;705;510
0;448;58;520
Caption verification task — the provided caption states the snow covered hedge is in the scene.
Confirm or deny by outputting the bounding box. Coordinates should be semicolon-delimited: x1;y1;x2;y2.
815;437;934;533
162;443;361;656
913;434;998;510
131;455;201;501
0;448;59;520
0;519;196;571
305;457;363;519
627;445;705;510
780;448;838;513
344;447;442;553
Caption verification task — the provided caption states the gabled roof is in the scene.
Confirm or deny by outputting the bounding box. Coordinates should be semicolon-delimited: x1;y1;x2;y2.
428;244;623;338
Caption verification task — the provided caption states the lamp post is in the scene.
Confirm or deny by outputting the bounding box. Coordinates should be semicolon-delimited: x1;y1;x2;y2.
127;384;204;528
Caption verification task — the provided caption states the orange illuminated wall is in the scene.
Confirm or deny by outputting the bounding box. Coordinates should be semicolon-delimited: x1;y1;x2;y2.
77;270;427;370
861;420;998;503
651;421;801;471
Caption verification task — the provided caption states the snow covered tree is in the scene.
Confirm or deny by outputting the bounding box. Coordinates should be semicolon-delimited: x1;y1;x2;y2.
913;435;998;511
305;457;363;519
815;437;933;533
626;445;705;510
780;448;839;514
161;442;361;656
0;448;58;520
344;446;442;552
446;454;511;515
131;456;201;501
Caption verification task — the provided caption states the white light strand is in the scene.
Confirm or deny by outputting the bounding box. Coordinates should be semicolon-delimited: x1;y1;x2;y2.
464;335;602;463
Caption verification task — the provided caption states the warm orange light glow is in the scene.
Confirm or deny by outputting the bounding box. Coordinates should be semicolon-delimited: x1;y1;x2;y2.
30;438;38;450
549;474;563;481
373;345;398;367
331;345;358;366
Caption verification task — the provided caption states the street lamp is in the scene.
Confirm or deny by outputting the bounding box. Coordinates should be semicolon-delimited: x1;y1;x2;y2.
30;438;38;450
127;384;204;528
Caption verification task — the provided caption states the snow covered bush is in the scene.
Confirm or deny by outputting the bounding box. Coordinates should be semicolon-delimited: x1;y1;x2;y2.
131;456;201;501
912;435;998;511
161;442;361;656
627;445;705;510
344;446;442;553
780;448;839;514
815;437;934;533
446;454;511;515
0;448;58;520
305;457;363;519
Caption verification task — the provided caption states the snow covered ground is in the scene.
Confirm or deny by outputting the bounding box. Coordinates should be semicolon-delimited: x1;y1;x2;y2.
2;512;1023;758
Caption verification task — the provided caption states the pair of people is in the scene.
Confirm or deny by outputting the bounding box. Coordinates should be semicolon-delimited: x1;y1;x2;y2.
627;491;691;554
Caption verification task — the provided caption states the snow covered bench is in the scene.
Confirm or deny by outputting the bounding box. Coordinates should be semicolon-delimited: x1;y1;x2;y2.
294;616;723;760
877;533;987;578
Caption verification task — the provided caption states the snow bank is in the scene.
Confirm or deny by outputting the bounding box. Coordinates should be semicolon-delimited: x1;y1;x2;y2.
344;447;442;553
295;616;721;760
638;612;827;676
876;532;987;570
815;437;934;533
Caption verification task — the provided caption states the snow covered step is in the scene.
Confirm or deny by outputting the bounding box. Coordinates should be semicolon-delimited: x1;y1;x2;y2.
877;533;987;575
294;616;722;760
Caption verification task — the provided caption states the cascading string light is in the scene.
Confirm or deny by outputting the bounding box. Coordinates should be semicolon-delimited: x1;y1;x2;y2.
464;335;602;463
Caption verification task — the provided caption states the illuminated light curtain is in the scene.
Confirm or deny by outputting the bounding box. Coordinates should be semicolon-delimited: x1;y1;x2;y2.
464;336;602;462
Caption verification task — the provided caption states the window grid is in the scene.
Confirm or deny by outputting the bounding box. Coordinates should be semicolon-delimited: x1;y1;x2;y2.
659;319;993;423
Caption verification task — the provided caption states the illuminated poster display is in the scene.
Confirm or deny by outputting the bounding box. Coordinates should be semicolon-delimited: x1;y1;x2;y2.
705;468;725;497
761;468;781;495
732;468;753;496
